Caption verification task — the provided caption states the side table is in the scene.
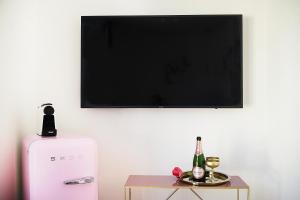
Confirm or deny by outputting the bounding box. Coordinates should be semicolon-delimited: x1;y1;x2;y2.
124;175;249;200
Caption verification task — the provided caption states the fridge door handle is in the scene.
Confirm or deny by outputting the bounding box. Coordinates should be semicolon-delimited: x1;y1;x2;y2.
64;176;95;185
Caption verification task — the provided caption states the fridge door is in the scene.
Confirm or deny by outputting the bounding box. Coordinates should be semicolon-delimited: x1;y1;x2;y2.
28;138;98;200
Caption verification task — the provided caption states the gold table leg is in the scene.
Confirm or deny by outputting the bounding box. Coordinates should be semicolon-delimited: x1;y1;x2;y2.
124;187;126;200
247;188;250;200
166;188;179;200
190;189;204;200
237;189;240;200
124;187;131;200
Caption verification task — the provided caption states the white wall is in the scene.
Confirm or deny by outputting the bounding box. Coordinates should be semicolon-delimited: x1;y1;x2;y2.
0;0;300;199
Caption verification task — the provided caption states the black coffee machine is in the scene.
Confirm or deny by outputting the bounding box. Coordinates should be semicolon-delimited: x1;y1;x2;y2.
38;103;57;137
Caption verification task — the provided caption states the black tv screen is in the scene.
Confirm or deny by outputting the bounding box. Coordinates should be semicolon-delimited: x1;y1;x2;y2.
81;15;243;108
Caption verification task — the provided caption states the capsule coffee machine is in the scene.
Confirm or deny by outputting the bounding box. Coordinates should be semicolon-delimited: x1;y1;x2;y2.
22;103;98;200
37;103;57;136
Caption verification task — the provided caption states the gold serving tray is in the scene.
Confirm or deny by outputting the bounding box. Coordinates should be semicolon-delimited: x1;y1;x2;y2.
179;171;230;186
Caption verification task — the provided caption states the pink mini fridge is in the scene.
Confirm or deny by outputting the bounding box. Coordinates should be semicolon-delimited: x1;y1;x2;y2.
22;136;98;200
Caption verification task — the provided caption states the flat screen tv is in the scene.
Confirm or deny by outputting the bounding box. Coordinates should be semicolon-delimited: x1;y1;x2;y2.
81;15;243;108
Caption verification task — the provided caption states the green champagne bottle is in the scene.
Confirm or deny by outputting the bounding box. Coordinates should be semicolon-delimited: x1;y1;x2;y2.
192;136;206;182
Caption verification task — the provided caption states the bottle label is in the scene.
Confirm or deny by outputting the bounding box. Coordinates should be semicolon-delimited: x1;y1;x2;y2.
192;166;205;179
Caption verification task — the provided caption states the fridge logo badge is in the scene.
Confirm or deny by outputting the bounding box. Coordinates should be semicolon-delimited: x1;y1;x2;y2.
50;155;83;162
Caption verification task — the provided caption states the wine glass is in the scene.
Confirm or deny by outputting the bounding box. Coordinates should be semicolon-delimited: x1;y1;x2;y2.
206;157;220;183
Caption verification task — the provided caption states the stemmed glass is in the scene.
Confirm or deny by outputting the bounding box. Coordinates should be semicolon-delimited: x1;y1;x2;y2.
206;157;220;183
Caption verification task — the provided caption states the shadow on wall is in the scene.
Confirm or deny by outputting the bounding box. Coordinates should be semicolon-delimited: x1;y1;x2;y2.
0;144;17;200
17;130;24;200
0;130;24;200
